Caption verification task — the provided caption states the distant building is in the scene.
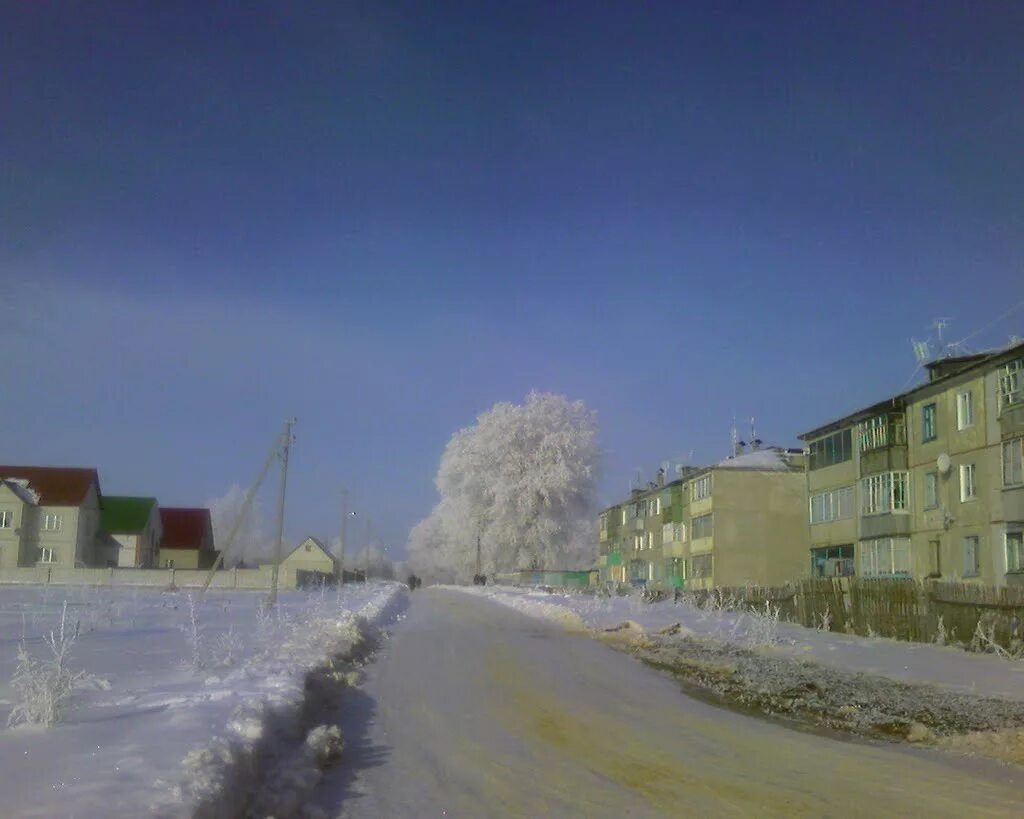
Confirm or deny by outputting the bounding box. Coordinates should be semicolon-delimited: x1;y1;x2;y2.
598;447;808;590
273;536;338;586
100;496;162;568
159;507;217;569
0;466;103;568
799;340;1024;586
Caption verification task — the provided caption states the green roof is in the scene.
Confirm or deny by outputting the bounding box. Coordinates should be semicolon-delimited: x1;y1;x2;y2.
102;496;157;533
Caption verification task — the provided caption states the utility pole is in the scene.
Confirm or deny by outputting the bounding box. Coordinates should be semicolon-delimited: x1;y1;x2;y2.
269;418;296;606
475;524;482;577
339;487;350;584
363;517;372;582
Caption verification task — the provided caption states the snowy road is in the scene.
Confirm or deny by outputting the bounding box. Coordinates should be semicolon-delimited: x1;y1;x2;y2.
310;589;1023;818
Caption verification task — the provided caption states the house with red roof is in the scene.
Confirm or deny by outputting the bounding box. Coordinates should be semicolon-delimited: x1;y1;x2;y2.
0;466;104;568
159;507;217;569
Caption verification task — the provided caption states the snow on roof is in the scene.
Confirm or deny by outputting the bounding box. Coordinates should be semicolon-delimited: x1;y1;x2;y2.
715;448;792;470
1;478;40;505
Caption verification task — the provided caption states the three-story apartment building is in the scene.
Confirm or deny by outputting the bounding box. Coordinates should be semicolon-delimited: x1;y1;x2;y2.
598;449;807;590
799;341;1024;585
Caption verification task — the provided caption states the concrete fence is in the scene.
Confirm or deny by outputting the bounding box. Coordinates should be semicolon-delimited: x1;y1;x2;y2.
0;566;283;590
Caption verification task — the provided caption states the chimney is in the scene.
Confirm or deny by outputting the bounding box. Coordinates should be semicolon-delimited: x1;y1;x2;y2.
734;440;746;457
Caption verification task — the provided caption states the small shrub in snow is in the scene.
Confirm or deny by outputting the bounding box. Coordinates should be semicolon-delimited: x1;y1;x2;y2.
934;615;948;646
183;593;206;671
817;605;832;633
7;601;87;728
744;601;781;647
212;625;244;668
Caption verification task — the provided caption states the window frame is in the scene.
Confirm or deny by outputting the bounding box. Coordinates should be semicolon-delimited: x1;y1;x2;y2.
0;510;11;529
808;428;853;470
43;513;62;532
956;390;975;430
923;471;939;510
38;547;55;564
860;471;910;516
959;463;978;502
809;485;854;524
1007;531;1024;573
860;537;911;578
963;535;981;577
1003;437;1024;487
691;474;712;501
691;512;713;540
690;553;713;579
997;358;1023;413
922;403;937;442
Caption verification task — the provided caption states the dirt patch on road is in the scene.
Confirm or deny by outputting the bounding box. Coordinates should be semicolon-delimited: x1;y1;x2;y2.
618;631;1024;766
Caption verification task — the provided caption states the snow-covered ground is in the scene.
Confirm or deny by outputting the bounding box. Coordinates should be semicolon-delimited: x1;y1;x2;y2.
453;585;1024;702
0;581;405;818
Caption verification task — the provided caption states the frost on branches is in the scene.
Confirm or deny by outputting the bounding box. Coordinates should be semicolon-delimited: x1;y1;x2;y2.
408;392;599;581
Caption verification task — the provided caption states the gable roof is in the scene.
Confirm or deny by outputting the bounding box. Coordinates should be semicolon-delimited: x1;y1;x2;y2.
0;466;100;506
284;536;336;563
102;496;157;533
160;507;213;550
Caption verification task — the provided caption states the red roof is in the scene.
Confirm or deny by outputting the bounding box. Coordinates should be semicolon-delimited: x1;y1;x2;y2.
0;466;100;506
160;507;214;550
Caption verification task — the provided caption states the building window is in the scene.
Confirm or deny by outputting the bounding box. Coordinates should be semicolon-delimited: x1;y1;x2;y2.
43;513;62;532
959;463;977;502
808;429;853;470
1007;531;1024;573
38;547;55;564
857;415;906;452
809;486;854;524
811;545;855;577
956;391;975;430
646;531;653;550
923;471;939;510
860;538;911;577
691;513;713;540
997;358;1023;412
1003;437;1024;487
599;514;608;539
0;510;11;528
621;508;627;525
690;553;713;579
667;557;686;580
963;535;980;577
860;472;909;515
928;539;941;577
633;534;643;551
164;559;175;568
922;404;937;442
691;475;712;501
662;522;685;543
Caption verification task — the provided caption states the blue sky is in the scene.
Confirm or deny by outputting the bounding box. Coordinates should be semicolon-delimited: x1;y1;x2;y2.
2;2;1022;559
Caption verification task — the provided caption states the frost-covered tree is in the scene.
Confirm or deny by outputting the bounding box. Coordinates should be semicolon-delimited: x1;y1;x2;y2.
407;392;599;581
206;484;271;567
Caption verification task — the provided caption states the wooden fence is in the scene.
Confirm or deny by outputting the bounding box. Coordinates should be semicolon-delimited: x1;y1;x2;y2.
679;578;1024;654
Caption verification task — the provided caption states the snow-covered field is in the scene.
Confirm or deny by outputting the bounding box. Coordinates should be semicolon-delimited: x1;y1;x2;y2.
454;585;1024;702
0;581;405;818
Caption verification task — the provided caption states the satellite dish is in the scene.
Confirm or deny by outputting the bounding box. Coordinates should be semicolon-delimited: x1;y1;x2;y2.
937;453;952;475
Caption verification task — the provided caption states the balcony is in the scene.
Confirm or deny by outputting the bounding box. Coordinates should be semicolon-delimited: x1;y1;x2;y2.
858;414;908;473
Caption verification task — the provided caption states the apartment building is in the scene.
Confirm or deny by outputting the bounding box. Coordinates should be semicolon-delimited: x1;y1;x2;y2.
798;341;1024;585
597;447;808;590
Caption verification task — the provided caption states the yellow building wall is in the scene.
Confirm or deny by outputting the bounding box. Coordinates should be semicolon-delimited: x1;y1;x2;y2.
709;469;810;587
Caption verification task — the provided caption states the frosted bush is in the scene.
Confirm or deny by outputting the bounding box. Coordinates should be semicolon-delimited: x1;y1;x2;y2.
8;601;87;728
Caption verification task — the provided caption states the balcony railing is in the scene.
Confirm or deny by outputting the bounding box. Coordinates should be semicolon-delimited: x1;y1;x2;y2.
858;414;907;452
